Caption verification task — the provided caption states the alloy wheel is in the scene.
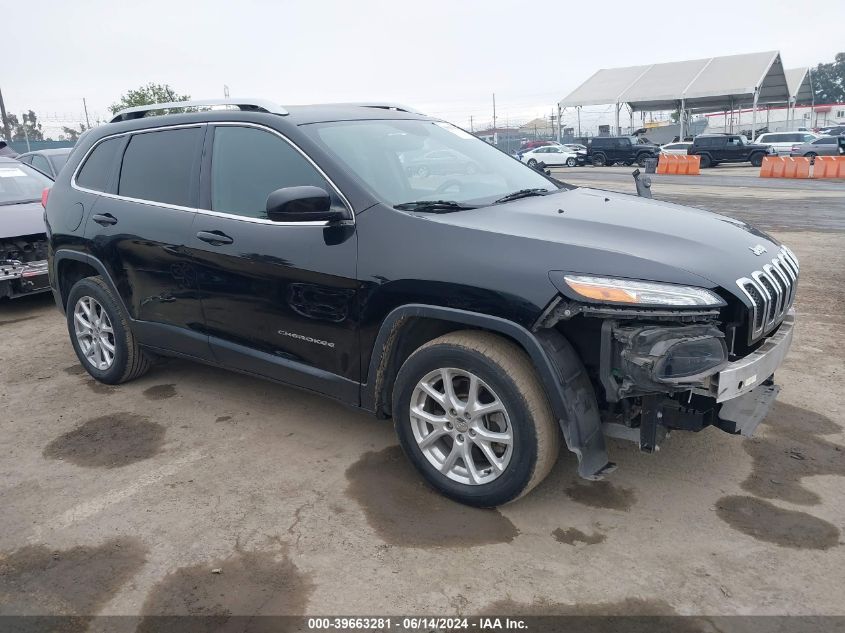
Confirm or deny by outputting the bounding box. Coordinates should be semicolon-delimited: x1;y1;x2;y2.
73;296;116;370
409;368;514;485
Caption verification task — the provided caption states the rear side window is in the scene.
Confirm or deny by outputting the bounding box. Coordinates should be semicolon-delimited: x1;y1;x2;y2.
76;137;123;192
815;137;836;145
209;126;332;219
118;128;202;207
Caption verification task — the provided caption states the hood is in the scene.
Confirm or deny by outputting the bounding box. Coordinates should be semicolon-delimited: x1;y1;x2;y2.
0;201;46;239
424;187;780;296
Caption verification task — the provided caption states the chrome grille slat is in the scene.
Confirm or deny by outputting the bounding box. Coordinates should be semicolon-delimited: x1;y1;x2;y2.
736;247;798;343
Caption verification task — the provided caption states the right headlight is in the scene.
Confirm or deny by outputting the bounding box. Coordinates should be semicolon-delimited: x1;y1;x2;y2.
563;275;725;308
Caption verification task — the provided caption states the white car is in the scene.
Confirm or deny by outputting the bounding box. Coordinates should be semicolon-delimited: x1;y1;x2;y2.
660;142;693;155
520;145;579;168
756;132;820;156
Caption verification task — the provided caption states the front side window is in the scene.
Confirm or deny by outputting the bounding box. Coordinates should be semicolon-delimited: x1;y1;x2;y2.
30;154;51;175
118;127;202;207
305;119;557;207
210;126;333;219
76;137;123;192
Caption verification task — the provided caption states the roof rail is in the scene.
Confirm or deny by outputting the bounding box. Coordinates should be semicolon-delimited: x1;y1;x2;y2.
109;98;288;123
336;102;424;114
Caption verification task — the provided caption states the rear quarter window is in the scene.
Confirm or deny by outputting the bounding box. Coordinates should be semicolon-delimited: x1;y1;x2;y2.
75;137;123;192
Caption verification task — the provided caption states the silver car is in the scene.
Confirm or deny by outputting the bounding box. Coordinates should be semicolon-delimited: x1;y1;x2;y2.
789;135;842;157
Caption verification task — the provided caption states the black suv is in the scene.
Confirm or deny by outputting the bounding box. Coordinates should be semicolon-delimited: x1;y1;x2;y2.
46;99;798;507
688;134;773;168
586;136;660;167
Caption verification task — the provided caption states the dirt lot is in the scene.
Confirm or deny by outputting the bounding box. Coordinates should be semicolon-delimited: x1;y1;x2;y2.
1;173;844;625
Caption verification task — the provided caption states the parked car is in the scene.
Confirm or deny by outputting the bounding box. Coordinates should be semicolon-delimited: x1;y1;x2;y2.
520;145;580;168
659;142;693;155
817;124;845;136
0;157;53;300
564;143;587;152
687;134;774;168
519;140;557;152
586;136;660;167
755;132;819;156
17;148;74;179
403;149;480;177
789;135;843;157
46;98;798;507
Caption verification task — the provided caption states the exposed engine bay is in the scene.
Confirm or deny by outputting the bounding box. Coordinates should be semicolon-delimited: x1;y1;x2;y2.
0;233;50;300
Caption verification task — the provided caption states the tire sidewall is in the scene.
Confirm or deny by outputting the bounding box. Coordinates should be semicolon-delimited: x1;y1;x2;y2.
393;344;539;507
66;277;131;384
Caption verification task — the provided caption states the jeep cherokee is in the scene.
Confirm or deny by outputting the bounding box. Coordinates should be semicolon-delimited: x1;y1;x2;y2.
45;99;798;507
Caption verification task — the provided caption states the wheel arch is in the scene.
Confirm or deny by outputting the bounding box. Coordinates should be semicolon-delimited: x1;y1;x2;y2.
53;250;126;316
362;304;612;479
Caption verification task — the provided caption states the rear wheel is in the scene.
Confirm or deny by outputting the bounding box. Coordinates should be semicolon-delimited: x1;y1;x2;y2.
526;158;538;168
699;154;712;168
636;154;650;168
66;276;152;385
393;331;560;507
592;153;606;167
805;152;817;158
750;152;765;167
565;157;577;167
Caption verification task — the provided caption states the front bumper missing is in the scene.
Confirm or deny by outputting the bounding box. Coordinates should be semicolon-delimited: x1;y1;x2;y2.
713;310;794;403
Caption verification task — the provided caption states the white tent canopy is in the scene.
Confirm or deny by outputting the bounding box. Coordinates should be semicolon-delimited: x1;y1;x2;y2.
557;51;790;139
785;67;813;103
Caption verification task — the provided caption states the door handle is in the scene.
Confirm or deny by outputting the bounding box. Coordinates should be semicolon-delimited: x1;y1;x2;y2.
92;213;118;226
196;230;234;246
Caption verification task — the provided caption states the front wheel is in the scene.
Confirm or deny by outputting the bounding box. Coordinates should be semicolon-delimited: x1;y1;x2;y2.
393;331;560;507
526;158;538;168
592;154;606;167
66;276;152;384
565;157;577;167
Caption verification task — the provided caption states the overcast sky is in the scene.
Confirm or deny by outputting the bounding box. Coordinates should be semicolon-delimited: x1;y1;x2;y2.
3;0;842;135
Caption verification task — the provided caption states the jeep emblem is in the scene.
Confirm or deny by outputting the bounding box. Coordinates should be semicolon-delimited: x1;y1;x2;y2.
749;245;767;256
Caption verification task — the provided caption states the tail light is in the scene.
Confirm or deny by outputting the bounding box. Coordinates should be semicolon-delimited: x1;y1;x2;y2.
41;187;51;209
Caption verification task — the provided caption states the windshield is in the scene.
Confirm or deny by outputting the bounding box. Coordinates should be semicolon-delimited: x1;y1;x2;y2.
304;119;559;207
0;162;52;205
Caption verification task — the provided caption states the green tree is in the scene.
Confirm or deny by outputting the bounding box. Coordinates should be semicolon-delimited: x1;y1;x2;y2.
7;110;44;142
109;83;191;115
812;53;845;104
61;123;88;141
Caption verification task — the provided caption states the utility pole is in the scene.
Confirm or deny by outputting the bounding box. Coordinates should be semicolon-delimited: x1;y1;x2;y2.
492;93;497;145
224;85;230;98
0;87;11;142
469;115;473;132
21;112;31;152
82;98;91;128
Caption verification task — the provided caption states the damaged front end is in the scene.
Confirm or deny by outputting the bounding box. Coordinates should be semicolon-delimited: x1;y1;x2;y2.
536;293;793;470
0;235;50;300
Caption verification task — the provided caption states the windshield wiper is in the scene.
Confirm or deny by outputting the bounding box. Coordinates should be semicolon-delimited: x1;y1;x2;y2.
493;188;552;204
394;200;478;213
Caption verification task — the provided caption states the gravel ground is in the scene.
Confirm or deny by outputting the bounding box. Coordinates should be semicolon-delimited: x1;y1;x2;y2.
1;175;844;625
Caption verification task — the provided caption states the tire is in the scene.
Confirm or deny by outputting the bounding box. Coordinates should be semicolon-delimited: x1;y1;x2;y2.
526;158;538;168
592;153;606;167
699;154;712;168
750;153;765;167
392;331;560;507
805;152;817;158
565;157;577;167
66;276;152;385
636;154;650;168
416;165;430;177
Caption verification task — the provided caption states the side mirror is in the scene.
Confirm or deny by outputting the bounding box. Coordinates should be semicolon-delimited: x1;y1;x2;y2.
266;186;345;223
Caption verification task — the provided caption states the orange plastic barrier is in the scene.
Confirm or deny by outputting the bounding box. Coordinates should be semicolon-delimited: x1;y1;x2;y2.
657;154;699;175
812;156;845;179
759;156;778;177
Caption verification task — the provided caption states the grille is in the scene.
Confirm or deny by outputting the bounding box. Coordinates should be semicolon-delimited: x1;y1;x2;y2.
736;246;799;343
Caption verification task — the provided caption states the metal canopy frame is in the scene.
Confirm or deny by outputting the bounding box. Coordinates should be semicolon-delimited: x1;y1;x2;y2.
558;51;790;140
